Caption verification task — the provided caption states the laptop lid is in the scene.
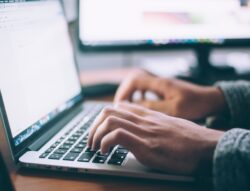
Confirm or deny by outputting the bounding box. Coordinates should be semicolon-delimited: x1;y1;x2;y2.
0;0;83;161
0;151;15;191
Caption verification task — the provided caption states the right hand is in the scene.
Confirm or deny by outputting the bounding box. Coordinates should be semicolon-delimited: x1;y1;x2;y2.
114;69;226;120
88;102;224;175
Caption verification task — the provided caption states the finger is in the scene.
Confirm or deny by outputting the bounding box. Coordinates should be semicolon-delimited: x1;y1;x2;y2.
91;116;146;150
100;128;144;155
114;73;164;102
114;77;137;102
88;106;142;147
114;102;151;116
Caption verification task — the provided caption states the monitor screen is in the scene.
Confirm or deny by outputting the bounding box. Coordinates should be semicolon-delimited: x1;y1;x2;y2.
0;0;82;147
79;0;250;49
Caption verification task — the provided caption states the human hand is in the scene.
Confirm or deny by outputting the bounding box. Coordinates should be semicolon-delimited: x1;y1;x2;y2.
88;102;224;175
115;69;226;120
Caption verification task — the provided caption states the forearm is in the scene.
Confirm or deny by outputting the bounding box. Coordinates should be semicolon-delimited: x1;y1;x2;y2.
213;128;250;191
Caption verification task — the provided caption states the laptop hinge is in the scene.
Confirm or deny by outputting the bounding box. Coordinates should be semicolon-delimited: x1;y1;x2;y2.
28;105;82;151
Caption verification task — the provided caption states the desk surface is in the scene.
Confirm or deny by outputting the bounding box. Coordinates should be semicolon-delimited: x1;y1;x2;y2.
0;69;212;191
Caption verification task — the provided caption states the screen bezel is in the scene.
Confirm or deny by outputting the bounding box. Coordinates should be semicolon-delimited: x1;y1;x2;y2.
0;0;84;161
78;0;250;52
0;93;83;161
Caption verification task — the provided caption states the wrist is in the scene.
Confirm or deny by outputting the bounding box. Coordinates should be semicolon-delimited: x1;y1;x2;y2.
202;87;227;116
196;129;224;176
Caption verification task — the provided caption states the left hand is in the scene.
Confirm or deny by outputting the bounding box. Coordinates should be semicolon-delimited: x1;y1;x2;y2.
88;102;224;175
114;69;226;120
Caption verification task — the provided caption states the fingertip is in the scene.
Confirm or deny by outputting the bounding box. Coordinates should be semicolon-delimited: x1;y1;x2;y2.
91;144;97;152
113;97;120;104
100;147;108;155
91;138;98;151
100;143;108;155
87;139;91;148
114;95;127;103
87;132;93;146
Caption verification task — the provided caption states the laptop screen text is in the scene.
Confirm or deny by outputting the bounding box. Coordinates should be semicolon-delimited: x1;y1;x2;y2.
0;1;82;146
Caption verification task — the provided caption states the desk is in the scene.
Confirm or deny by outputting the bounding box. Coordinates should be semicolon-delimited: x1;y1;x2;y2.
0;69;212;191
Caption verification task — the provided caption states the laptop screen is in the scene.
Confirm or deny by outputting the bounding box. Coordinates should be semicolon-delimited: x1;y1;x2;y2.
0;0;82;147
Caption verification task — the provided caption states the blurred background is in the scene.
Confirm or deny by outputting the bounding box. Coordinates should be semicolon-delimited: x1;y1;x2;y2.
63;0;250;90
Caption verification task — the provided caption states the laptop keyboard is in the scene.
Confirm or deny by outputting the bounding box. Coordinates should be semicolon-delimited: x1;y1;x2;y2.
39;105;128;166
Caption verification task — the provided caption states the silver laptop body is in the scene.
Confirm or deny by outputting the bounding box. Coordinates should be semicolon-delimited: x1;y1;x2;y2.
0;0;193;182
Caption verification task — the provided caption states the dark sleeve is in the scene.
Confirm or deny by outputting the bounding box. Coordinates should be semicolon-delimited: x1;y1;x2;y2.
213;128;250;191
216;81;250;127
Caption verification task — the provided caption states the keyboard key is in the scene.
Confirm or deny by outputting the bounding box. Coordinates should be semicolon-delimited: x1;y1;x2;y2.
80;125;89;130
54;149;67;155
75;143;86;149
76;130;84;134
115;148;128;155
82;134;88;140
78;152;94;162
63;153;79;161
73;132;82;137
108;158;123;166
92;156;107;164
70;147;83;153
68;136;78;142
117;145;125;149
72;135;81;139
50;141;60;148
80;139;88;144
59;144;71;150
49;153;63;160
65;132;70;136
39;152;49;158
85;147;96;153
96;151;110;157
108;146;114;153
59;137;65;141
45;147;54;153
64;140;75;145
111;153;126;160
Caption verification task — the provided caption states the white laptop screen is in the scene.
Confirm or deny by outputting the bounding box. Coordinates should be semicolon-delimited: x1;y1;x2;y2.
0;0;82;146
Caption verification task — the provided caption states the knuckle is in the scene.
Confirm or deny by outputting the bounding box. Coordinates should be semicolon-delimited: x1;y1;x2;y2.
114;102;123;109
131;69;143;76
142;102;153;109
129;69;145;80
102;106;114;116
149;139;160;152
173;99;183;115
100;137;107;146
113;128;124;140
164;78;174;86
105;116;117;126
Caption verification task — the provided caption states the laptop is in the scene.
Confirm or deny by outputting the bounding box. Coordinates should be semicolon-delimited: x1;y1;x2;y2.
0;151;15;191
0;0;193;182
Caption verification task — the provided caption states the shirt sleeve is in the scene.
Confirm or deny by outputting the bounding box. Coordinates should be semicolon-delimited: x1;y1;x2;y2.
216;81;250;127
213;128;250;191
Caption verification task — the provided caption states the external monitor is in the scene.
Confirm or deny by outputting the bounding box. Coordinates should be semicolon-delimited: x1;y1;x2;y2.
79;0;250;51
